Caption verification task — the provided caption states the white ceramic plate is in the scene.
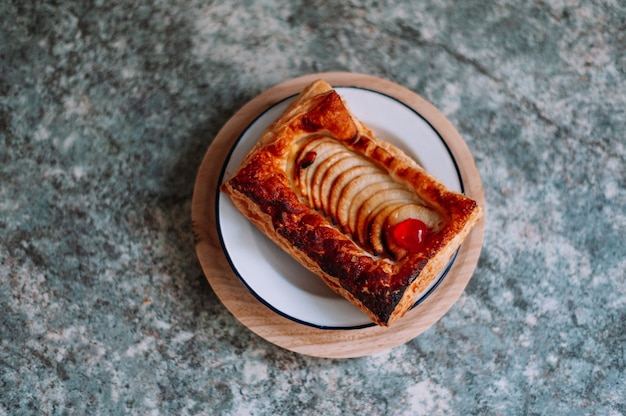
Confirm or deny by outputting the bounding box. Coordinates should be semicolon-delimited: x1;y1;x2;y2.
216;87;464;329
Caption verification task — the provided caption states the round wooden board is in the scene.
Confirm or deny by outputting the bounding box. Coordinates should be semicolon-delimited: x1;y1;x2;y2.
191;72;485;358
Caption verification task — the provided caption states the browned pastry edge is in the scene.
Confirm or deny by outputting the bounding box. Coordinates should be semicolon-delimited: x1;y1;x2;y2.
221;79;483;326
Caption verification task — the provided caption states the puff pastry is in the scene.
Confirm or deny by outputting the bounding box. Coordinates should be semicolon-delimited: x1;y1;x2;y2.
220;80;482;326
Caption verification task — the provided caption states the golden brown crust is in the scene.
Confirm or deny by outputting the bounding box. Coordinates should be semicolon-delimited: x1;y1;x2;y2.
220;80;482;326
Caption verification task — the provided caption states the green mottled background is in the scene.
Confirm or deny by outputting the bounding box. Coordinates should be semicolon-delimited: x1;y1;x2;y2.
1;1;624;414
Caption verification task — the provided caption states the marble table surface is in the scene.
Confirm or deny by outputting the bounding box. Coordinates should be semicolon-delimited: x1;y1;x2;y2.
1;1;624;414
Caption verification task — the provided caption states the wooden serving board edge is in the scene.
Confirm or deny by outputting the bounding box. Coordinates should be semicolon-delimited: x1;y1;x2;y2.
191;72;485;359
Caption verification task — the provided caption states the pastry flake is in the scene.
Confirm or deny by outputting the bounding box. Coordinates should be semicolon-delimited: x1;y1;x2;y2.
220;79;482;326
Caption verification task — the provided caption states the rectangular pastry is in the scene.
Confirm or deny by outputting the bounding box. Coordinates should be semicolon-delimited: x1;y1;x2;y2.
220;79;482;326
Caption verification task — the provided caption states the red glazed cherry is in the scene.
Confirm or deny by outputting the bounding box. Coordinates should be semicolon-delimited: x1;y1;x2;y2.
298;151;317;169
389;218;429;252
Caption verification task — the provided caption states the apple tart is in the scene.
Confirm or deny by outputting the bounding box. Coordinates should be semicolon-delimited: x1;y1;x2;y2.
220;79;482;326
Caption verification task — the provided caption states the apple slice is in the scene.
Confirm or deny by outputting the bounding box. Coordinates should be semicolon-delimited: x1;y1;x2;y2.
367;201;407;256
335;172;389;233
317;152;355;216
295;138;322;197
310;150;352;211
386;203;443;231
320;151;367;217
328;164;379;221
355;187;414;249
297;137;338;204
346;181;404;237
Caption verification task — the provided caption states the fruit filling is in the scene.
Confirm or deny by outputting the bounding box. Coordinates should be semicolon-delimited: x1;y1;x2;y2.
293;136;442;259
387;218;429;253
